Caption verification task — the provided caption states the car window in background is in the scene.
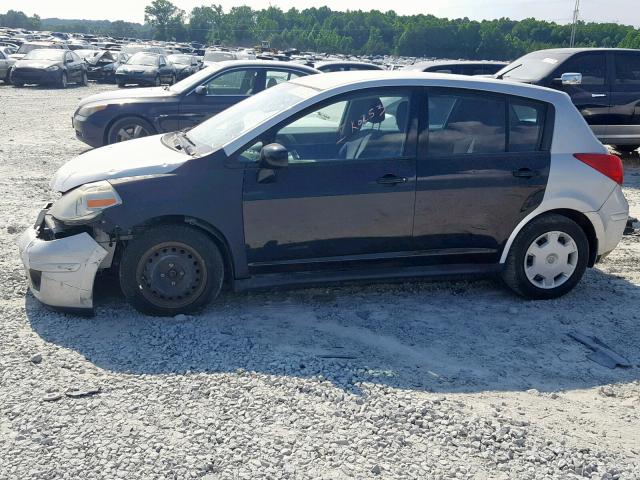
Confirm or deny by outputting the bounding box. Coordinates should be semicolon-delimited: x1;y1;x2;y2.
556;53;606;85
614;53;640;86
265;70;302;89
127;53;159;66
272;91;410;163
188;82;317;151
23;49;65;61
497;51;570;82
204;69;259;95
428;91;506;155
509;100;546;152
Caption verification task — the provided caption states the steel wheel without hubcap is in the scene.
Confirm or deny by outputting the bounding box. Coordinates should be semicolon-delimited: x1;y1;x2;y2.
136;241;208;310
524;231;578;289
116;123;150;142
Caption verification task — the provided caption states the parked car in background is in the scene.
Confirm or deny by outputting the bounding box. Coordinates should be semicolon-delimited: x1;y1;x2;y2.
86;50;130;83
0;48;16;83
10;41;67;61
75;49;101;62
73;60;319;146
20;71;628;315
115;52;176;87
203;49;238;66
168;53;200;80
314;60;384;72
10;49;87;88
0;44;18;55
495;48;640;153
404;60;509;76
121;43;166;55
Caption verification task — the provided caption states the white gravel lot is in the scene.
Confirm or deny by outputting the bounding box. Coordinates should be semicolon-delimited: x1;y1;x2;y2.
0;81;639;480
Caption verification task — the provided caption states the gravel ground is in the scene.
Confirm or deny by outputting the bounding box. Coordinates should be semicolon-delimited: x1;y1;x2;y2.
1;82;639;480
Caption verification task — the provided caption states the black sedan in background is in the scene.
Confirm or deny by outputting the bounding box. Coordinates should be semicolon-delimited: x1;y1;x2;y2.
73;60;319;146
168;54;200;80
115;52;176;87
86;51;130;83
10;49;87;88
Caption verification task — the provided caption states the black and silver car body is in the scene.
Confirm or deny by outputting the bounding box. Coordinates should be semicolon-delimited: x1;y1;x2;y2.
495;48;640;152
115;52;176;87
314;60;384;72
168;54;200;80
73;60;319;147
86;50;130;83
19;72;628;315
10;49;87;88
405;60;509;76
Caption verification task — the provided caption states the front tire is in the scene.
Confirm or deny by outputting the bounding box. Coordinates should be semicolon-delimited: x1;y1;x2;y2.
59;71;68;89
119;225;224;316
502;214;589;300
107;116;155;144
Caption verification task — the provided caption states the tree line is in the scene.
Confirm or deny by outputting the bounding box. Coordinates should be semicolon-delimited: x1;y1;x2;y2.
2;2;640;60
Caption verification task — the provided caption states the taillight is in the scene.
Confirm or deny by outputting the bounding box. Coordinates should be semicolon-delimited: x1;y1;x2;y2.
574;153;624;185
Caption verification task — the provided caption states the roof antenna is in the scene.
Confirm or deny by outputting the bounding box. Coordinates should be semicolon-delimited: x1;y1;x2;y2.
570;0;580;47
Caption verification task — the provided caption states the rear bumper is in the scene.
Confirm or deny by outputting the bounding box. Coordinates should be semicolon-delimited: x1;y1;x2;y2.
585;185;629;259
16;227;107;311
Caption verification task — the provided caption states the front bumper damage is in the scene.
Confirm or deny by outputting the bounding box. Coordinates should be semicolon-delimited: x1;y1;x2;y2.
17;225;108;312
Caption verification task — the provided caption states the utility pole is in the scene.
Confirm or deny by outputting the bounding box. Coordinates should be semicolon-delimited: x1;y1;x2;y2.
570;0;580;47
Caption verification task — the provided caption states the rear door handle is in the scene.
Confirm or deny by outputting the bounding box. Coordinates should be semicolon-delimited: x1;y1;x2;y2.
377;174;408;185
591;93;607;98
512;168;539;179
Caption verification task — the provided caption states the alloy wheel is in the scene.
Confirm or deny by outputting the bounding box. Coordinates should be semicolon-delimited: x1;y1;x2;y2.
115;123;150;142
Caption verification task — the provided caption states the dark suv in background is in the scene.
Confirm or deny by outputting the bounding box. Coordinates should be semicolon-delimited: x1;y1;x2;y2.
495;48;640;153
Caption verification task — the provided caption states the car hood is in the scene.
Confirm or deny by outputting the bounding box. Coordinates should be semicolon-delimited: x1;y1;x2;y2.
51;135;189;193
15;60;60;69
77;86;176;107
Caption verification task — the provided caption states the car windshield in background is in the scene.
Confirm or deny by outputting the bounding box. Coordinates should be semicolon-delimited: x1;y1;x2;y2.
187;82;316;152
169;63;222;93
496;52;571;82
168;54;192;64
23;49;65;61
127;53;158;66
17;43;49;54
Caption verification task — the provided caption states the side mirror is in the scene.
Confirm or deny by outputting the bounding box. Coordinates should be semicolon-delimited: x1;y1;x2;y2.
194;85;207;95
260;143;288;169
560;72;582;86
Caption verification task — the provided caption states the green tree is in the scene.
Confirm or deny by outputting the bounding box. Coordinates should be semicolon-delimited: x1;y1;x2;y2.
144;0;185;41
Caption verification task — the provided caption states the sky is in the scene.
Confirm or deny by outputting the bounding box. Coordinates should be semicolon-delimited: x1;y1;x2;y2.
5;0;640;27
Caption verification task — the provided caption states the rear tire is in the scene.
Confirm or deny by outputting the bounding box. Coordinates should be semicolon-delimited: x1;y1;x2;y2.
502;214;589;300
81;71;88;86
119;225;224;316
154;75;160;86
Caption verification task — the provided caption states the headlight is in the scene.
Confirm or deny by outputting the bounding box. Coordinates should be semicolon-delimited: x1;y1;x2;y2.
46;65;60;71
77;103;108;117
50;181;122;223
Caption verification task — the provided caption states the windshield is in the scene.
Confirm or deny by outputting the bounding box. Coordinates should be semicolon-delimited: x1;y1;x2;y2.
169;63;222;93
23;49;65;61
168;54;192;64
496;51;571;82
188;81;317;152
127;52;158;66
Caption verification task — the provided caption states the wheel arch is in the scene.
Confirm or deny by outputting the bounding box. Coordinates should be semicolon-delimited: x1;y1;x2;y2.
501;208;599;267
124;215;236;282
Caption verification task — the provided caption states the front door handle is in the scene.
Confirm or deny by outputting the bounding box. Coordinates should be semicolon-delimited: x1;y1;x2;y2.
512;168;539;179
591;93;607;98
377;174;408;185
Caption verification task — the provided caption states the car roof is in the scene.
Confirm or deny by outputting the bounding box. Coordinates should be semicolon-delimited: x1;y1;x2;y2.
290;70;568;103
524;47;640;56
215;59;320;73
315;60;382;68
405;60;508;70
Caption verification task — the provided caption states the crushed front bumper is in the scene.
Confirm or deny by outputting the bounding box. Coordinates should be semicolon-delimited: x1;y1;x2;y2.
17;226;108;311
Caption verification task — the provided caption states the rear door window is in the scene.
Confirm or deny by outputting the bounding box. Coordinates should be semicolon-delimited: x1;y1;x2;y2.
427;91;506;155
613;52;640;88
509;100;546;152
265;70;302;89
